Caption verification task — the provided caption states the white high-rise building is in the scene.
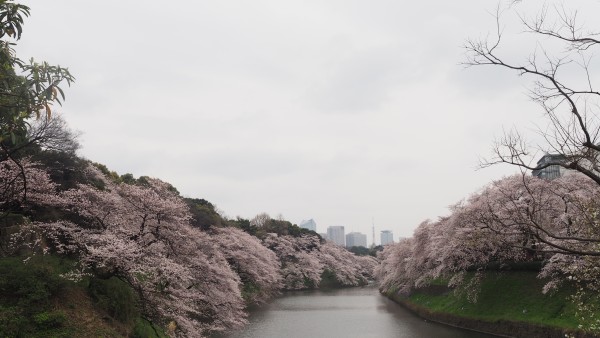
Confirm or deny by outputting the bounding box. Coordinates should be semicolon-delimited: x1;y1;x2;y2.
327;226;345;246
346;232;367;248
299;219;317;232
381;230;394;246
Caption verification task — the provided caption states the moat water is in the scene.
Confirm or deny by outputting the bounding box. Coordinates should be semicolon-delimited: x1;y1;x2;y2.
216;285;496;338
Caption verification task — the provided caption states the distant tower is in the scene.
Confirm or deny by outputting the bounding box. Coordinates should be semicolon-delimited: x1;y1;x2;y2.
372;218;375;247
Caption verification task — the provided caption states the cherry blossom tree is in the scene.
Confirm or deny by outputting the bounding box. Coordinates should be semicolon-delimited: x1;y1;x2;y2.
317;241;374;286
374;238;415;295
476;174;600;257
354;253;379;281
263;233;376;290
263;234;324;289
376;172;600;327
17;164;247;337
0;158;59;255
0;158;57;210
210;226;282;304
6;158;381;336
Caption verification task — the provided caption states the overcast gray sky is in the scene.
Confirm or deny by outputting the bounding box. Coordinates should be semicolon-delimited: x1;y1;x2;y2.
16;0;598;244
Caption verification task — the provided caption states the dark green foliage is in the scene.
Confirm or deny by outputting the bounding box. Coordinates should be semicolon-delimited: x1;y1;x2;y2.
33;311;66;329
0;305;26;337
120;173;136;184
319;269;343;288
241;281;260;303
368;245;383;257
88;276;139;324
232;216;322;240
470;260;543;272
0;212;25;227
303;276;317;289
230;217;254;234
90;162;118;188
348;246;370;256
0;213;25;254
137;175;179;194
185;197;224;230
0;256;71;337
31;150;87;190
0;254;167;336
280;221;319;238
0;256;67;310
132;318;168;338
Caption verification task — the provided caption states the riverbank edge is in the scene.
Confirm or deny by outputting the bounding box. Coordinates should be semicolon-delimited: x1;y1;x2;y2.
383;291;598;338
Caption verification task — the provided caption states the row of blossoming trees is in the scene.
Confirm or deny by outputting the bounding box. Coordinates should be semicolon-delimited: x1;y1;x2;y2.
374;173;600;330
1;159;377;337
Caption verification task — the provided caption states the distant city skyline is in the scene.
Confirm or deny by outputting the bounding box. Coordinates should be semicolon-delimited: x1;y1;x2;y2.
302;217;397;245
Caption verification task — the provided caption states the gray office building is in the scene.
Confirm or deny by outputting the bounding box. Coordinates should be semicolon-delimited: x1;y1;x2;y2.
381;230;394;246
327;226;345;246
532;154;567;180
346;232;367;248
299;219;317;232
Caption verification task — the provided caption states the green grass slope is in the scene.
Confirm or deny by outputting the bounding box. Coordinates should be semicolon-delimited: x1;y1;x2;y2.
406;271;585;332
387;271;598;337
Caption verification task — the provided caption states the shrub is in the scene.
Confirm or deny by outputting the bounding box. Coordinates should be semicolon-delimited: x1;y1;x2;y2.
132;318;168;338
33;311;66;329
88;277;139;323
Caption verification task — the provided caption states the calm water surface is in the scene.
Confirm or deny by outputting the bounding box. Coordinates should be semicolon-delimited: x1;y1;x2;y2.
217;285;496;338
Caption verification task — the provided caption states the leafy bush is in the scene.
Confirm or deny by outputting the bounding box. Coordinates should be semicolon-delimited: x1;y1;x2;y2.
132;318;168;338
0;257;67;310
0;306;26;337
88;276;139;323
319;269;342;288
33;311;66;329
0;256;71;337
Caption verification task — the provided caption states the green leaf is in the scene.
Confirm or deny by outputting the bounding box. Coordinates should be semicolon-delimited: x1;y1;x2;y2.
57;86;65;101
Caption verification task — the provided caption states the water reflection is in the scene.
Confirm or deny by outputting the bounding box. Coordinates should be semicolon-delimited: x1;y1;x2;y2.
216;286;496;338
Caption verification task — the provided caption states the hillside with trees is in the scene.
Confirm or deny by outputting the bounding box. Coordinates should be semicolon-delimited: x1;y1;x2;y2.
0;2;377;337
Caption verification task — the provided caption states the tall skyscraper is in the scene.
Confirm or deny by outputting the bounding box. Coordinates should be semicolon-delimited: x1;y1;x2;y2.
327;226;345;246
299;219;317;232
346;232;367;248
381;230;394;246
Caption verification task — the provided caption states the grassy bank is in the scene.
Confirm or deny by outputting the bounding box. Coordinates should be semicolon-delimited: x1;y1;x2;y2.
409;271;579;329
384;271;599;338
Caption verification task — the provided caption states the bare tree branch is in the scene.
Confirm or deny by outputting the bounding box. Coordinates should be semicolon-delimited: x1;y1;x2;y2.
465;2;600;185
